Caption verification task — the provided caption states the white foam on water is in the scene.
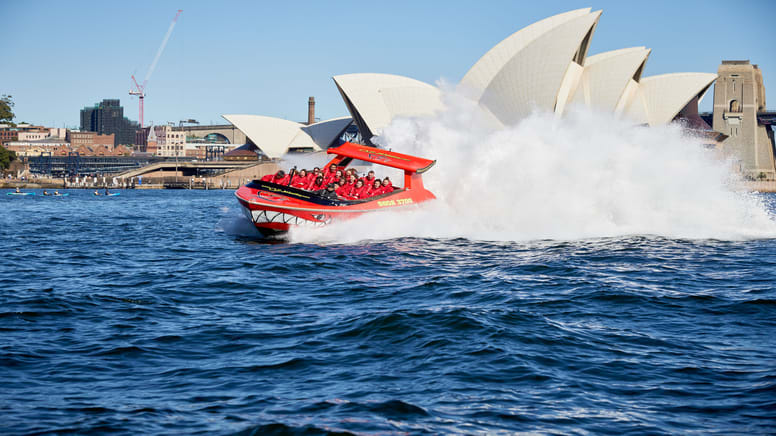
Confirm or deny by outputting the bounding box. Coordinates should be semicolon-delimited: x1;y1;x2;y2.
289;90;776;244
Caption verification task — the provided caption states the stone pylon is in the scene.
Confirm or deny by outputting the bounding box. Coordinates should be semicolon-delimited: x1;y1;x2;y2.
713;60;776;179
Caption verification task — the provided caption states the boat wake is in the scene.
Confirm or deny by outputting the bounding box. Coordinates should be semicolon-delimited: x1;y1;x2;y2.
290;91;776;244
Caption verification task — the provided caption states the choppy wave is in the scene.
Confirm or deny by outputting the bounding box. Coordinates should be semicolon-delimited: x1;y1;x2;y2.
1;189;775;435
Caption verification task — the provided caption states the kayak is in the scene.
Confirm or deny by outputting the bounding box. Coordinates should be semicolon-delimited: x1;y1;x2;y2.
7;192;35;196
106;193;120;197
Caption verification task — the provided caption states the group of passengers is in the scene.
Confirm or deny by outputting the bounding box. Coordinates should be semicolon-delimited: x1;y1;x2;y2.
260;163;395;200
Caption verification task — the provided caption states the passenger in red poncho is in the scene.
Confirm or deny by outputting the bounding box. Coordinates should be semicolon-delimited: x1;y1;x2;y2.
274;170;290;185
378;177;394;195
301;173;316;190
360;170;376;188
290;169;309;189
362;179;382;198
336;174;358;198
352;179;369;199
350;179;366;199
308;175;325;192
263;170;288;184
325;169;343;186
335;180;352;198
322;164;338;181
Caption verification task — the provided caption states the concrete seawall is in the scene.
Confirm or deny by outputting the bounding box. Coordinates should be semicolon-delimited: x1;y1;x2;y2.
1;162;281;190
739;181;776;193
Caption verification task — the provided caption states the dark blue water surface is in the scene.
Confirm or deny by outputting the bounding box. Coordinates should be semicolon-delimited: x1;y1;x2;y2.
1;189;775;435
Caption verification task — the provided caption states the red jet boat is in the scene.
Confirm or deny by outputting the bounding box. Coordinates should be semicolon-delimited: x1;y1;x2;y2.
235;142;436;237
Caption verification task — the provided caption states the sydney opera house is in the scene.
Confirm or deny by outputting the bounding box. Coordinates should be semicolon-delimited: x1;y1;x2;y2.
224;8;717;159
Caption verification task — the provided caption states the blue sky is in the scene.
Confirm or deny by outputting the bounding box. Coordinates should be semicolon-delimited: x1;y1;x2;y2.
2;0;774;128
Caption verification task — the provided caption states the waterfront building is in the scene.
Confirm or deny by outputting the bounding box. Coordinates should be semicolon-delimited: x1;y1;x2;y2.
221;113;352;159
146;124;158;155
455;9;715;127
712;60;776;179
149;124;186;157
0;128;18;146
223;9;717;151
0;124;51;146
6;137;130;158
135;126;151;150
47;128;67;139
17;131;51;141
174;124;246;145
80;99;139;146
136;123;247;151
66;131;115;149
221;145;258;161
325;9;717;141
5;138;71;157
332;74;442;144
182;135;237;161
14;128;72;143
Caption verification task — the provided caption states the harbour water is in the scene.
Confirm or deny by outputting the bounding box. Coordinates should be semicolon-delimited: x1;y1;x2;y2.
1;189;775;434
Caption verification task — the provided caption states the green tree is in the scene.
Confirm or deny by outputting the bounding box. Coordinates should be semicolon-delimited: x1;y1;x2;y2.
0;145;16;170
0;95;15;126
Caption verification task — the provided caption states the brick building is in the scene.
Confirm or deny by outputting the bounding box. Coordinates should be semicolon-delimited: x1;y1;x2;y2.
67;131;115;149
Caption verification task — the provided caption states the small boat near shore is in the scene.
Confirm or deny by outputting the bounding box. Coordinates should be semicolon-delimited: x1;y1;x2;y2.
235;142;436;237
6;192;35;196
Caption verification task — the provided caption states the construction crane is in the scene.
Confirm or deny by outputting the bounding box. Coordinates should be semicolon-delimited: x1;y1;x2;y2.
129;9;183;128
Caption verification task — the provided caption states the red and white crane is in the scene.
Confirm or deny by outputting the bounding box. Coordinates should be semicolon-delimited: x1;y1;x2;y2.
130;9;183;128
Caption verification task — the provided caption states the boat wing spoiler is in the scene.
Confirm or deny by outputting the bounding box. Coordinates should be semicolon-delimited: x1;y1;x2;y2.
327;142;435;173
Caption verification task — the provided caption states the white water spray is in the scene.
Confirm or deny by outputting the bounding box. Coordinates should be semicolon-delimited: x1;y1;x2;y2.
290;90;776;244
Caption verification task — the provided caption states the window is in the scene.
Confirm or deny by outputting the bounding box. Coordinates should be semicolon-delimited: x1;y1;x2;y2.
729;100;740;112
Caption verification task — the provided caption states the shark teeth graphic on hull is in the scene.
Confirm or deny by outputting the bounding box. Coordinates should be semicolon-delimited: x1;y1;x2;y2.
250;209;328;227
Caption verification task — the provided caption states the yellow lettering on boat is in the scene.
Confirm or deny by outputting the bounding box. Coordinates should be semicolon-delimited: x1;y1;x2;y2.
377;200;396;207
396;198;413;205
266;186;310;199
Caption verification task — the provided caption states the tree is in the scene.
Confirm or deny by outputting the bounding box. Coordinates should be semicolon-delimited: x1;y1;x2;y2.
0;145;16;170
0;95;15;126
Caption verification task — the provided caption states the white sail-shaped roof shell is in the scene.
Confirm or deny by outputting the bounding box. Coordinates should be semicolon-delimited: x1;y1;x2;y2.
333;73;443;140
621;73;717;126
222;114;351;158
569;47;651;112
459;8;601;125
300;117;353;147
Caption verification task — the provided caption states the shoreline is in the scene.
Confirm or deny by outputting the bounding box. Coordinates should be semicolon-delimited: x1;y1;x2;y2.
4;180;776;193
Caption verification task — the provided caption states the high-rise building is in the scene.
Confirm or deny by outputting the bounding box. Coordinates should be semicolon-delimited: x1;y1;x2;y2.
79;99;139;146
